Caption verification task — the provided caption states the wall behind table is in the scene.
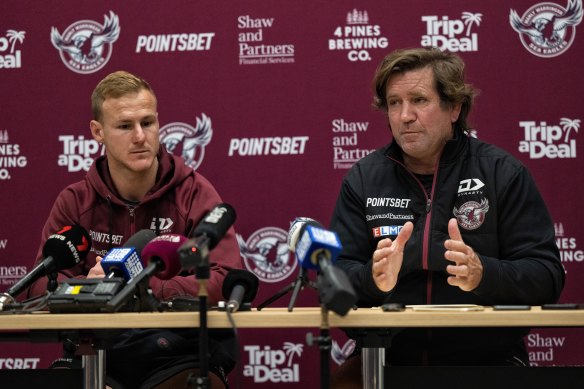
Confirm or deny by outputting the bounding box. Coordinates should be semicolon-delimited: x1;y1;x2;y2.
1;0;582;386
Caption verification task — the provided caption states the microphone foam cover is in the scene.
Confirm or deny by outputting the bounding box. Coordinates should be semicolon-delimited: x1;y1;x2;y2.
222;269;260;303
42;225;92;269
193;203;236;249
287;217;321;252
124;229;157;256
141;234;187;280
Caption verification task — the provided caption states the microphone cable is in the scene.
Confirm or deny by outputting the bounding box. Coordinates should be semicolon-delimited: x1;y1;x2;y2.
0;292;51;314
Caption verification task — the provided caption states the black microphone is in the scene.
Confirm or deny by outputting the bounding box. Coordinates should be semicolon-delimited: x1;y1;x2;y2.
179;203;236;271
0;225;91;310
221;269;259;312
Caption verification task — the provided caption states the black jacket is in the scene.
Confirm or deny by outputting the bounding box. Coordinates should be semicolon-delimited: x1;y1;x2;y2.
330;131;564;365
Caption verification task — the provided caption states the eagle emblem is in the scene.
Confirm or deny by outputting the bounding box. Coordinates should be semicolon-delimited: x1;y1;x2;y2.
510;0;583;57
453;198;490;230
50;11;120;74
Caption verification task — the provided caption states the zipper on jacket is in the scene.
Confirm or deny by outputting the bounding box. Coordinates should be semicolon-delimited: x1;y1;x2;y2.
387;154;441;304
128;206;136;236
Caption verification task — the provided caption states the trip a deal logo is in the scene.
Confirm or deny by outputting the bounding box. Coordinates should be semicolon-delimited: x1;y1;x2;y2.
518;117;579;159
50;11;120;74
510;0;583;58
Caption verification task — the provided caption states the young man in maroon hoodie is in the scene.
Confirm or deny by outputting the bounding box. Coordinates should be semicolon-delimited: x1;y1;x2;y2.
28;71;242;388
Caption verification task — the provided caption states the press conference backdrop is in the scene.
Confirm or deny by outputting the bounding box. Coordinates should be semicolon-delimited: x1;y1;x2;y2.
0;0;582;386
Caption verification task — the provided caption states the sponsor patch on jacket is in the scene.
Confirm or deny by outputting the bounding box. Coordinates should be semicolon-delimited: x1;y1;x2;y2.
372;225;403;237
453;198;489;230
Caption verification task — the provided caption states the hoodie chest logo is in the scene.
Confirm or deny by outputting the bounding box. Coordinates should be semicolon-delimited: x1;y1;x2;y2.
453;198;489;230
150;217;174;232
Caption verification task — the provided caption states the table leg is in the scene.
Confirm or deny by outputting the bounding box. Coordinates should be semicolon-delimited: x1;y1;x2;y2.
362;347;384;389
82;350;106;389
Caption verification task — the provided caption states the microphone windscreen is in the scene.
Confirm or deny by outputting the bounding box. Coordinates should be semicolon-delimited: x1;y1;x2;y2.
222;269;260;303
42;225;92;270
141;234;187;280
124;229;157;255
287;217;322;252
192;203;236;249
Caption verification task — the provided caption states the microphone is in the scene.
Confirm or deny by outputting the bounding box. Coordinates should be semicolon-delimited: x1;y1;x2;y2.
288;218;342;271
140;234;187;280
0;225;91;310
179;203;236;271
105;234;186;312
221;269;259;312
100;229;157;281
288;217;357;316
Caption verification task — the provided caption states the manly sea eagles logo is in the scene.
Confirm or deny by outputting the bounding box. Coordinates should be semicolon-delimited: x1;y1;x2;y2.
237;227;296;283
159;113;213;171
510;0;583;58
453;198;489;230
51;11;120;74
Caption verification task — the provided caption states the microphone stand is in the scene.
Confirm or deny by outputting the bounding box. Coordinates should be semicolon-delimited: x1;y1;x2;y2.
256;267;315;311
47;271;59;293
185;256;210;389
306;304;331;389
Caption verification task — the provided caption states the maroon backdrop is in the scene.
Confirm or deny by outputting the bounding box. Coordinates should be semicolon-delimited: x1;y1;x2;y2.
1;0;583;386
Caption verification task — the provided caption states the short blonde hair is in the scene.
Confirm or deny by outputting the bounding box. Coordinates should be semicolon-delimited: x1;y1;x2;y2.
91;71;157;122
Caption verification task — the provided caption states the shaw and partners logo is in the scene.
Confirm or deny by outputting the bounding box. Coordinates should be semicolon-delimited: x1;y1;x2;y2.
528;332;566;365
159;114;213;171
243;343;303;383
510;0;583;58
51;11;120;74
237;15;295;65
0;29;25;69
421;11;482;52
237;227;296;283
518;117;579;159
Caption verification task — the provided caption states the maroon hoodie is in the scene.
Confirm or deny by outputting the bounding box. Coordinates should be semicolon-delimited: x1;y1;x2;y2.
27;146;242;304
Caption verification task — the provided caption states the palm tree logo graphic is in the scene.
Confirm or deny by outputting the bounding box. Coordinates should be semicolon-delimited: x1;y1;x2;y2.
6;30;25;53
283;342;303;367
560;117;580;142
461;12;483;36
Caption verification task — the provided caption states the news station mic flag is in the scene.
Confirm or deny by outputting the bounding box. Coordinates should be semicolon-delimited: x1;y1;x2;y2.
289;218;357;316
101;229;157;281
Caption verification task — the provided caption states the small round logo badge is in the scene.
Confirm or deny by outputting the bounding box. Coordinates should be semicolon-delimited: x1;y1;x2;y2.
453;199;490;230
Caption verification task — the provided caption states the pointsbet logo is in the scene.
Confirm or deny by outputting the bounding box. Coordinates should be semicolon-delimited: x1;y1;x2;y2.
0;358;40;369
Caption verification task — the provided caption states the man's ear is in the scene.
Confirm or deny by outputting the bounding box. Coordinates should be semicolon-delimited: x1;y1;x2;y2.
90;120;104;143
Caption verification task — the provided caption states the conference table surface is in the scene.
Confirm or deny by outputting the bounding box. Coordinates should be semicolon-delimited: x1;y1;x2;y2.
2;306;584;330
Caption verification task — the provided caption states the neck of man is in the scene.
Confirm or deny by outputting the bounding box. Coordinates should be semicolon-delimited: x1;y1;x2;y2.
109;159;159;202
403;155;437;175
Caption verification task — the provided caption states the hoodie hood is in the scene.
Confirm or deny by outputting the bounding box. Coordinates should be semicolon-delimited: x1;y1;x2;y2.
86;145;193;206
